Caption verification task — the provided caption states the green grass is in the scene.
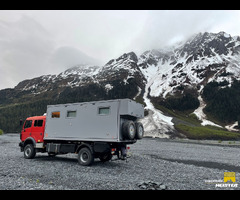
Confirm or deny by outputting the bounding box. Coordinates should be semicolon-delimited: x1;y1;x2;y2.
153;102;240;140
175;124;240;140
0;129;3;135
153;103;202;125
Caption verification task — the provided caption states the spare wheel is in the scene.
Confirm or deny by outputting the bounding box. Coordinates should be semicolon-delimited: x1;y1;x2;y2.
135;122;144;139
122;120;136;140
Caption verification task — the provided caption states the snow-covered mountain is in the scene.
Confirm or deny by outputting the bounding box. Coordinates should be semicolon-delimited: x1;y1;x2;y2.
16;31;240;96
2;31;240;135
139;31;240;98
138;31;240;137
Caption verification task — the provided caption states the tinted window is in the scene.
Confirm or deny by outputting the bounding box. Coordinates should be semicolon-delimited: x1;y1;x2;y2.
52;112;60;118
24;120;32;129
34;120;43;127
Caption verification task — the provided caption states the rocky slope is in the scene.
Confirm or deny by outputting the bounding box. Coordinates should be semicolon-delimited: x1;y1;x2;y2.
139;31;240;98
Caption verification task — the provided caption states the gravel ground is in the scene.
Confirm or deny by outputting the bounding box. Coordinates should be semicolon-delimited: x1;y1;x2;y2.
0;133;240;190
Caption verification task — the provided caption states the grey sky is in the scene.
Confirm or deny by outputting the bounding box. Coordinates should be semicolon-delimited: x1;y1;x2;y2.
0;10;240;90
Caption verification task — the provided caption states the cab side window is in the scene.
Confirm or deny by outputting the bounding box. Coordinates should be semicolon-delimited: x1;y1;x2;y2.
34;120;43;127
24;120;32;129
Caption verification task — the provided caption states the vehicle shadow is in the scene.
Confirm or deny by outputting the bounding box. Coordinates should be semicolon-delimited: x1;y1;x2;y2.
33;154;123;167
34;154;78;164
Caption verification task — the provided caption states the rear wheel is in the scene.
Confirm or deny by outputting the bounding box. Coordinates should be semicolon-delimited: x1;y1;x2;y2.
122;120;136;140
78;147;94;166
24;144;36;159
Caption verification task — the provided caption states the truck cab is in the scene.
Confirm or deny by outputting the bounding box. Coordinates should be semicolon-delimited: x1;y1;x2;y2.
20;116;46;153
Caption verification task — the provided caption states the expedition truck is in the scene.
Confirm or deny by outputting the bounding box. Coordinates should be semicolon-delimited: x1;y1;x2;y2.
19;99;144;166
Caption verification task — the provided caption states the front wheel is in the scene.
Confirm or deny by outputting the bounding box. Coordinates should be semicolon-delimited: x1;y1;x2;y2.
78;147;94;166
24;144;36;159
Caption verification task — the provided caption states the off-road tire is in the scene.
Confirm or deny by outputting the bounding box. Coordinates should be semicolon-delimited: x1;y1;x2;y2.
122;120;136;140
78;147;94;166
135;122;144;139
24;144;36;159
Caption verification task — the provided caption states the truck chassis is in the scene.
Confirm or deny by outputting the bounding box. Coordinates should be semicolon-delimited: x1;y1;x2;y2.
20;139;135;165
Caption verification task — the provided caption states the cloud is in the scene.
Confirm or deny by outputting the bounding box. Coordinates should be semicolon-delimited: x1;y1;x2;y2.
0;15;56;89
1;10;240;90
131;10;240;53
0;14;102;89
50;46;101;70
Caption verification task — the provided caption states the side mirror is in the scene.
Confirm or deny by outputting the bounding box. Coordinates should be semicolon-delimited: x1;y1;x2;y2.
20;119;23;126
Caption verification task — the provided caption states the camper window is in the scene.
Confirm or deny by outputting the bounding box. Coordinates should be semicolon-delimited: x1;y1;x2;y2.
98;107;110;115
52;111;60;118
67;111;77;118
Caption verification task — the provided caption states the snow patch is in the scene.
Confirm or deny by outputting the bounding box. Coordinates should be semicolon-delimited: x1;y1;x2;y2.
193;95;222;128
224;33;230;38
133;86;141;100
140;72;175;138
105;84;113;92
225;121;239;132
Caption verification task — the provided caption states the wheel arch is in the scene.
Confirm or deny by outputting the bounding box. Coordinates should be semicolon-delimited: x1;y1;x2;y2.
23;137;36;148
76;142;94;154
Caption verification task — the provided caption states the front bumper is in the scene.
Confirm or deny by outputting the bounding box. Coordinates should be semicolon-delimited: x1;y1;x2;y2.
19;142;24;152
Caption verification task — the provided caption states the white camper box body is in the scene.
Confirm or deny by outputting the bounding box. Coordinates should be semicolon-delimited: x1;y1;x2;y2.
44;99;144;142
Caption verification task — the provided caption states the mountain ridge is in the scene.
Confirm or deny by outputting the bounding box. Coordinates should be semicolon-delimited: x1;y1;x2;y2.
1;31;240;138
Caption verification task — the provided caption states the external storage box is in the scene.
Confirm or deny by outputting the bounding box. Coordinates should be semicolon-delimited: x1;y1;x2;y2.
44;99;144;142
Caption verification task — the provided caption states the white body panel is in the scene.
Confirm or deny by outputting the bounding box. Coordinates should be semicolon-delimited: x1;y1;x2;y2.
44;99;144;142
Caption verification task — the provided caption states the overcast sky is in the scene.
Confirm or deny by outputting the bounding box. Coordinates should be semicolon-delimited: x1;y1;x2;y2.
1;10;240;90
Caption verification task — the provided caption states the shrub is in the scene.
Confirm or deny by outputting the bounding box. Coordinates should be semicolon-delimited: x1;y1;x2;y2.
203;80;240;123
152;93;200;111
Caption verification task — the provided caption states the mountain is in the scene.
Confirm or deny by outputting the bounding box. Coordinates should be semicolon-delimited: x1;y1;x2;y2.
10;52;145;103
138;32;240;137
139;31;240;98
1;31;240;139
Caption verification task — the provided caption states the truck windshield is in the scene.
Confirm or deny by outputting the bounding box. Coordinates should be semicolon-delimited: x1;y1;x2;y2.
24;120;32;129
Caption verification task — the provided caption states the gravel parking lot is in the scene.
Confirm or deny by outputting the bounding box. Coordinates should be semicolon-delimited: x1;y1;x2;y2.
0;133;240;190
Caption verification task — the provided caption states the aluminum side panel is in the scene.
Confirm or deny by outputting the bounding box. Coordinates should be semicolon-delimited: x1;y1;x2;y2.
44;101;120;141
119;99;144;118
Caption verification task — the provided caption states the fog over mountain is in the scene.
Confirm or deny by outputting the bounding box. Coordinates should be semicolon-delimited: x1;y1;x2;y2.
0;10;240;90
